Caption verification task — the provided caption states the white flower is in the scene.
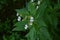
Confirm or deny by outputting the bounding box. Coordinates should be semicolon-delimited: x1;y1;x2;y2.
31;0;34;2
37;0;40;5
16;13;19;16
24;24;28;29
17;18;20;21
17;16;21;21
36;6;39;10
30;19;34;23
30;16;34;20
18;16;21;19
30;16;34;22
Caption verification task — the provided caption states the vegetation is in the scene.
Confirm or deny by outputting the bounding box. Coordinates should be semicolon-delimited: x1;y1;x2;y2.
0;0;60;40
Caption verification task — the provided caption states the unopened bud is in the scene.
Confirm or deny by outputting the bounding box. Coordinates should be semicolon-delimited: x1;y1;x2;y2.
31;0;34;2
36;6;39;10
37;1;40;5
24;24;28;29
17;16;21;21
16;13;19;16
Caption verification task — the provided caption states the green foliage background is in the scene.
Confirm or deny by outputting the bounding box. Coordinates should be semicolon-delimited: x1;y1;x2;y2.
0;0;60;40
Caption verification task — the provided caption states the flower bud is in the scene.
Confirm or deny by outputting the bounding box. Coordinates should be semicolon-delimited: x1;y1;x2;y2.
37;0;40;5
24;24;28;29
31;0;34;2
36;6;39;10
30;16;34;20
17;16;21;21
16;13;19;16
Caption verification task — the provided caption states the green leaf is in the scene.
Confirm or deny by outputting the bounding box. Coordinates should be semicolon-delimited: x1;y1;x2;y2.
36;0;47;19
12;21;27;31
27;2;36;16
16;8;29;17
39;27;52;40
26;27;36;40
9;33;15;40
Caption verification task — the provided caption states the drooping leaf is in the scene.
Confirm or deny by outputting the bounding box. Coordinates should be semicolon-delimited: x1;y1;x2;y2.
12;21;27;31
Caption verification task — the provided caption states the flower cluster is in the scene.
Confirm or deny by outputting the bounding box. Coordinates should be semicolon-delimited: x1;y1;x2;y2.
29;16;34;25
16;13;22;21
16;0;41;30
